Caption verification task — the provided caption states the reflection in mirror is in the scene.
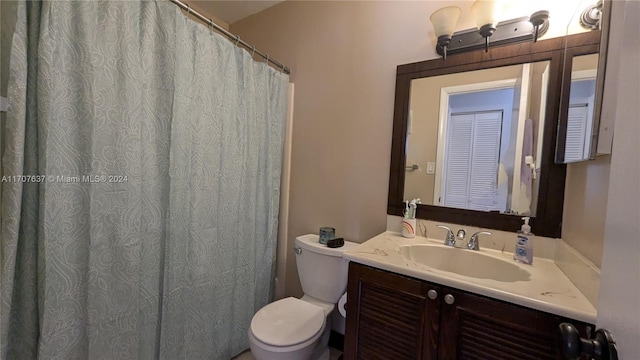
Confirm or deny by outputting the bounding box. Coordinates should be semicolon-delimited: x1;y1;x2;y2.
403;61;551;216
557;53;598;163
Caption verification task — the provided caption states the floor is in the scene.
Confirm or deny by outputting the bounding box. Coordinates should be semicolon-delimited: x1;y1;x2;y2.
233;347;343;360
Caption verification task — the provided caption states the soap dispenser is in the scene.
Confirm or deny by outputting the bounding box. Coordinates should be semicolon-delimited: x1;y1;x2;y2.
513;217;534;264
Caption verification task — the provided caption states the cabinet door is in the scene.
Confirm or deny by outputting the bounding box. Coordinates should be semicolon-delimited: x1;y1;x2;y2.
438;288;592;360
344;263;441;360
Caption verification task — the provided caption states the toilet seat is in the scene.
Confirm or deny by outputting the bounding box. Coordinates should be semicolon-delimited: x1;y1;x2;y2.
250;297;325;347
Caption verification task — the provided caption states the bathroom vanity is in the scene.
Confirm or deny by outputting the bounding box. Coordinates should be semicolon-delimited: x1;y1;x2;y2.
342;232;596;360
350;21;607;360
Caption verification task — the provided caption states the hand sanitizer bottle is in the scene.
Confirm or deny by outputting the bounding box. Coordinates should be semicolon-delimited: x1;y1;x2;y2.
514;217;534;265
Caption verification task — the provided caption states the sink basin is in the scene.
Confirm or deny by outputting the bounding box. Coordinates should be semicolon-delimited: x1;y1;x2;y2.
399;244;531;282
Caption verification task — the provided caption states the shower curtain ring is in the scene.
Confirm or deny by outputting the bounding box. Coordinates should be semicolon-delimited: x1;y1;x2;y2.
251;45;256;58
209;18;214;32
186;4;191;16
235;35;241;46
281;63;286;72
265;54;269;65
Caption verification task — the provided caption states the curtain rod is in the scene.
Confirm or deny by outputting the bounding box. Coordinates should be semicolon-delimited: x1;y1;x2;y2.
168;0;291;75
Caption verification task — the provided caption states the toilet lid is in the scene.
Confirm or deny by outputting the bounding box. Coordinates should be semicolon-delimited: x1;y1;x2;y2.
251;297;325;347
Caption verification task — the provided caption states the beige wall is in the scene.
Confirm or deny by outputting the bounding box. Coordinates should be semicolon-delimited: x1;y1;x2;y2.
405;78;439;204
572;53;598;72
562;156;610;267
187;2;230;31
231;1;607;297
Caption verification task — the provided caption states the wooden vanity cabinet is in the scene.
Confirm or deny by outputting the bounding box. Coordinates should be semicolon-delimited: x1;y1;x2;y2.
344;263;593;360
343;261;442;359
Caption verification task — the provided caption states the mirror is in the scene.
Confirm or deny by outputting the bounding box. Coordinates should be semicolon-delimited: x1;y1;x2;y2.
404;61;550;216
388;33;600;238
556;0;613;163
555;53;598;163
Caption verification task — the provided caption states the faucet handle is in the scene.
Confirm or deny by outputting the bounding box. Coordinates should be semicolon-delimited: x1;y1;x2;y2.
468;231;492;250
456;229;466;240
436;225;455;246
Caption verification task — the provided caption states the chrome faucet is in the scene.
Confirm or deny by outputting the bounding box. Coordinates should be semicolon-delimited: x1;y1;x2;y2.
467;231;492;250
436;225;455;247
436;225;466;248
437;225;491;251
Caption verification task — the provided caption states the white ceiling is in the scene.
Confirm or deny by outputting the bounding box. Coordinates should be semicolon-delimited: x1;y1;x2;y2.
191;1;284;25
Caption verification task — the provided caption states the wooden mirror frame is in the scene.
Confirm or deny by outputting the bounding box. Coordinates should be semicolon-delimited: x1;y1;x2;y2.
387;32;600;238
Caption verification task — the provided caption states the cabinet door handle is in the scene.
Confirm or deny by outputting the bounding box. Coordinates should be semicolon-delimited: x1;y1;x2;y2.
444;294;455;305
559;323;618;360
427;289;438;300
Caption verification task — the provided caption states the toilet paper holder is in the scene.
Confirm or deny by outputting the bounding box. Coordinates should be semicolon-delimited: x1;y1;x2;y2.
338;293;348;318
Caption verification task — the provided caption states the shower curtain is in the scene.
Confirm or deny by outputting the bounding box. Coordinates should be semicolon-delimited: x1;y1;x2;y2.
1;1;288;359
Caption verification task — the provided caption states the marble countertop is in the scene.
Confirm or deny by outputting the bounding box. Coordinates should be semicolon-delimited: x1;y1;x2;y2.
343;231;597;324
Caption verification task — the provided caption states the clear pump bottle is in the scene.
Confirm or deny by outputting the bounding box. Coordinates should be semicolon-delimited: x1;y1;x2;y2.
514;217;534;264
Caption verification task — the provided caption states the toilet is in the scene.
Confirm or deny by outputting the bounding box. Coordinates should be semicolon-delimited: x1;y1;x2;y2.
248;234;358;360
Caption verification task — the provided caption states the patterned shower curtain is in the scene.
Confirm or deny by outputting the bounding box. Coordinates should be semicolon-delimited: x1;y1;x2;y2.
1;1;288;359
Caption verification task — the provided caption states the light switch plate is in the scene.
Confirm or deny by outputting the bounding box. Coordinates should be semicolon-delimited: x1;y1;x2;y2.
426;162;435;174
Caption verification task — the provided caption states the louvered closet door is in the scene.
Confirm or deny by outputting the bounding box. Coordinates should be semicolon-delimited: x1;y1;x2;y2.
468;112;502;211
564;104;589;162
443;111;502;211
443;114;474;209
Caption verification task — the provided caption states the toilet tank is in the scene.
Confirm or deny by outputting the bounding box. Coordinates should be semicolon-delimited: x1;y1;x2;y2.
295;234;359;303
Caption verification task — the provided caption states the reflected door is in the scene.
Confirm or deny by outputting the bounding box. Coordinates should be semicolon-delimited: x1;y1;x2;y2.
442;111;503;211
565;105;590;162
564;78;596;162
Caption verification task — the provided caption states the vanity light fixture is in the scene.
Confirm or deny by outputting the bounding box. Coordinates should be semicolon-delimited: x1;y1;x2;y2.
430;6;462;60
471;0;503;52
579;0;602;30
529;10;550;43
430;1;550;58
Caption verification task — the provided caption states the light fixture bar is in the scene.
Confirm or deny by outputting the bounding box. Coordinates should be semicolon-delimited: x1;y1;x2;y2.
436;16;548;57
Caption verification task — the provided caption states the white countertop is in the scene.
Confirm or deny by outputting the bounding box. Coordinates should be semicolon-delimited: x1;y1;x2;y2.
343;231;597;324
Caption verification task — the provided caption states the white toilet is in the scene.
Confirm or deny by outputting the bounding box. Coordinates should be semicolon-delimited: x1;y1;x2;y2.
248;234;358;360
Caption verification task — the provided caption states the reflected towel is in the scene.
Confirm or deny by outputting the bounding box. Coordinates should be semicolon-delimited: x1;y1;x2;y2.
521;119;533;198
